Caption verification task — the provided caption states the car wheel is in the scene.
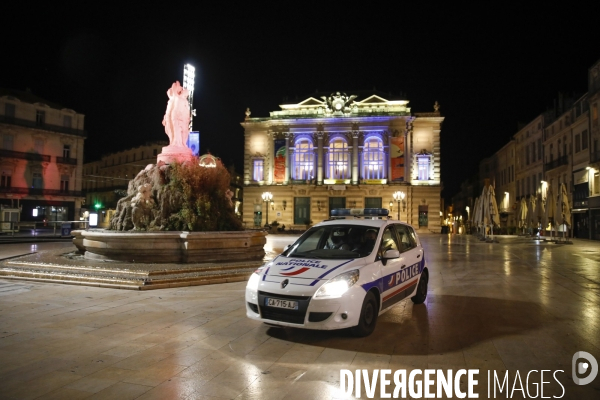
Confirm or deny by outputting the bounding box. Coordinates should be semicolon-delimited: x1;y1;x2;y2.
411;272;428;304
351;291;378;337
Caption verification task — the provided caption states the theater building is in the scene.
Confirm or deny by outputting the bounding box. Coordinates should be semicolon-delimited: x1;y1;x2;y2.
241;91;443;232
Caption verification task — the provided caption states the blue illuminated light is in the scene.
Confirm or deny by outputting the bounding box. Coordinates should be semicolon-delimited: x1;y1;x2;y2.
330;208;389;217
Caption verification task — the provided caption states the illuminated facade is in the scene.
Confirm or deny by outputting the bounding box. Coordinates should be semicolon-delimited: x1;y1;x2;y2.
0;88;86;223
241;92;444;232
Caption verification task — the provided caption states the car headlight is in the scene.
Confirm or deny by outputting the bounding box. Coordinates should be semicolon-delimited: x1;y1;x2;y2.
314;269;360;299
247;266;265;292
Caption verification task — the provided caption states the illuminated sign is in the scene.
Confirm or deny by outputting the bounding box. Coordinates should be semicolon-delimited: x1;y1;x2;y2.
363;179;387;185
89;213;98;227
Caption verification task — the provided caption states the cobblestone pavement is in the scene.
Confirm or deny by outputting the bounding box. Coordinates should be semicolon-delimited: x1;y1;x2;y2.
0;234;598;399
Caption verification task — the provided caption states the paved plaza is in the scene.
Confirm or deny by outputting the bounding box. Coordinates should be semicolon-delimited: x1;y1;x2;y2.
0;234;599;399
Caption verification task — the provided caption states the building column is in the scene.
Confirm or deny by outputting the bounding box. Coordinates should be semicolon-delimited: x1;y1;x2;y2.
269;134;276;185
317;131;324;185
352;130;359;185
284;133;291;185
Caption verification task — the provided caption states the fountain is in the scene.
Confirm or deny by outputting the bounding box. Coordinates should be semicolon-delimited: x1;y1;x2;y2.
0;81;267;289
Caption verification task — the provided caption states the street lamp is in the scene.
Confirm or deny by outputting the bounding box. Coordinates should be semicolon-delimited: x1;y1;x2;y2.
262;192;273;228
392;191;405;221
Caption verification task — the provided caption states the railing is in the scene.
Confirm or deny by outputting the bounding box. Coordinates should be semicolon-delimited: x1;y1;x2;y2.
0;220;88;236
0;115;87;137
544;155;568;171
0;187;83;196
56;156;78;165
0;149;51;162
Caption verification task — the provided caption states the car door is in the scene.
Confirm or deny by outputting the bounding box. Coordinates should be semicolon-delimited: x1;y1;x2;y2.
394;224;423;298
378;225;407;310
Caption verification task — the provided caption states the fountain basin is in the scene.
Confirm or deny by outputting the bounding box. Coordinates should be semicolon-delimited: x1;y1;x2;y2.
73;229;267;263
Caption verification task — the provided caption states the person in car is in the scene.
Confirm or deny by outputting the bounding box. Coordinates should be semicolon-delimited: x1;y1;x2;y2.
327;229;351;250
352;229;378;254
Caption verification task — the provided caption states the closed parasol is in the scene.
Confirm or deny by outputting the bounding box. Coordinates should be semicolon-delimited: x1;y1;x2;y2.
558;183;571;239
527;195;537;230
517;197;528;229
544;184;556;238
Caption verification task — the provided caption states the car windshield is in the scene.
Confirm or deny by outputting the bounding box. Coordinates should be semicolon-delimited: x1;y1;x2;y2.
284;225;380;259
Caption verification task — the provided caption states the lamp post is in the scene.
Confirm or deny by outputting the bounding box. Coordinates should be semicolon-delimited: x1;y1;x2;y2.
182;64;196;131
392;191;405;221
262;192;273;228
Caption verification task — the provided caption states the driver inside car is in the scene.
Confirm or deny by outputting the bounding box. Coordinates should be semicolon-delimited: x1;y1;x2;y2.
326;229;351;250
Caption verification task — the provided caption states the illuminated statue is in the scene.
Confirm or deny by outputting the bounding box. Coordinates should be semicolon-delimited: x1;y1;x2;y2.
158;81;194;164
163;81;190;146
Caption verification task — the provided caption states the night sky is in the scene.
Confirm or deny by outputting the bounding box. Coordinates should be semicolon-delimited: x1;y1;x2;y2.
2;5;598;203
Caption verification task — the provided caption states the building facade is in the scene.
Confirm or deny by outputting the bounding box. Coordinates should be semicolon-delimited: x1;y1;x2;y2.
241;92;443;232
453;57;600;240
0;88;86;225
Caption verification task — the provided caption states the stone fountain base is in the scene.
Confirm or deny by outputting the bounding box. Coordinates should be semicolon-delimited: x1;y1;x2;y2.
72;229;267;264
0;229;268;290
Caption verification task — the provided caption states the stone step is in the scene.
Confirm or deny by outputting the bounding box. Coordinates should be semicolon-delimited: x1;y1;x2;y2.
0;248;263;290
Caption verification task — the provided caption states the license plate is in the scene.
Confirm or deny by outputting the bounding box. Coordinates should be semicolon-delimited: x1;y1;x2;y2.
265;297;298;310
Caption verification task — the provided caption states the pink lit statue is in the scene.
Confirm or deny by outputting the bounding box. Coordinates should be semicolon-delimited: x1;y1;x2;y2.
157;81;195;164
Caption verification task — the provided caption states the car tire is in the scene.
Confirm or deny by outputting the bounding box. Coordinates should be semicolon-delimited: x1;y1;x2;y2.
411;272;428;304
351;291;378;337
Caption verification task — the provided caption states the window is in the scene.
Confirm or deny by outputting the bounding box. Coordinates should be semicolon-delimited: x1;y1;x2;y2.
153;149;157;156
575;134;581;153
525;146;530;165
63;115;72;128
5;103;15;119
1;172;11;188
2;134;13;150
362;137;385;179
327;138;349;179
34;139;44;154
252;159;264;181
531;142;536;161
32;172;43;189
582;130;589;150
329;197;346;213
293;139;314;180
594;172;600;195
35;110;45;126
133;153;136;162
141;151;145;159
60;174;69;192
396;224;416;252
364;197;382;208
63;145;70;159
537;139;542;161
378;226;399;258
417;156;430;180
593;103;598;128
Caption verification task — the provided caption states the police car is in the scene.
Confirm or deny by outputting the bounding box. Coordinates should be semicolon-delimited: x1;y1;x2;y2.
245;208;428;337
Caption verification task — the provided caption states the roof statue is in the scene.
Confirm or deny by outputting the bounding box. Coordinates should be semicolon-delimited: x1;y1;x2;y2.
157;81;195;164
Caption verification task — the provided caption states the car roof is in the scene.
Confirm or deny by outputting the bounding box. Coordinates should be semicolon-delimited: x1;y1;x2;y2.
315;218;414;230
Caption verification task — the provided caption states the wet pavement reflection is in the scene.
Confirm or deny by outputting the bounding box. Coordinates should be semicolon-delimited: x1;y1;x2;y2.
0;234;598;399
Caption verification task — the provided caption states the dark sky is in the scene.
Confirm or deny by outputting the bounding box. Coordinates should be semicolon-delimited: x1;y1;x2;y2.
2;5;598;203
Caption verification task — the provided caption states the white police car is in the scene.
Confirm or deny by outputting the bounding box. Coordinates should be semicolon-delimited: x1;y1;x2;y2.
245;208;428;337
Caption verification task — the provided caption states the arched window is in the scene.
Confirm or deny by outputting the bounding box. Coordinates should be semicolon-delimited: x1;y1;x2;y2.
327;138;350;179
293;139;314;180
362;137;385;179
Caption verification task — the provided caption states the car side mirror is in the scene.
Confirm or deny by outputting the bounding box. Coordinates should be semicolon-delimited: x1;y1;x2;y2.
383;249;400;259
284;244;290;251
